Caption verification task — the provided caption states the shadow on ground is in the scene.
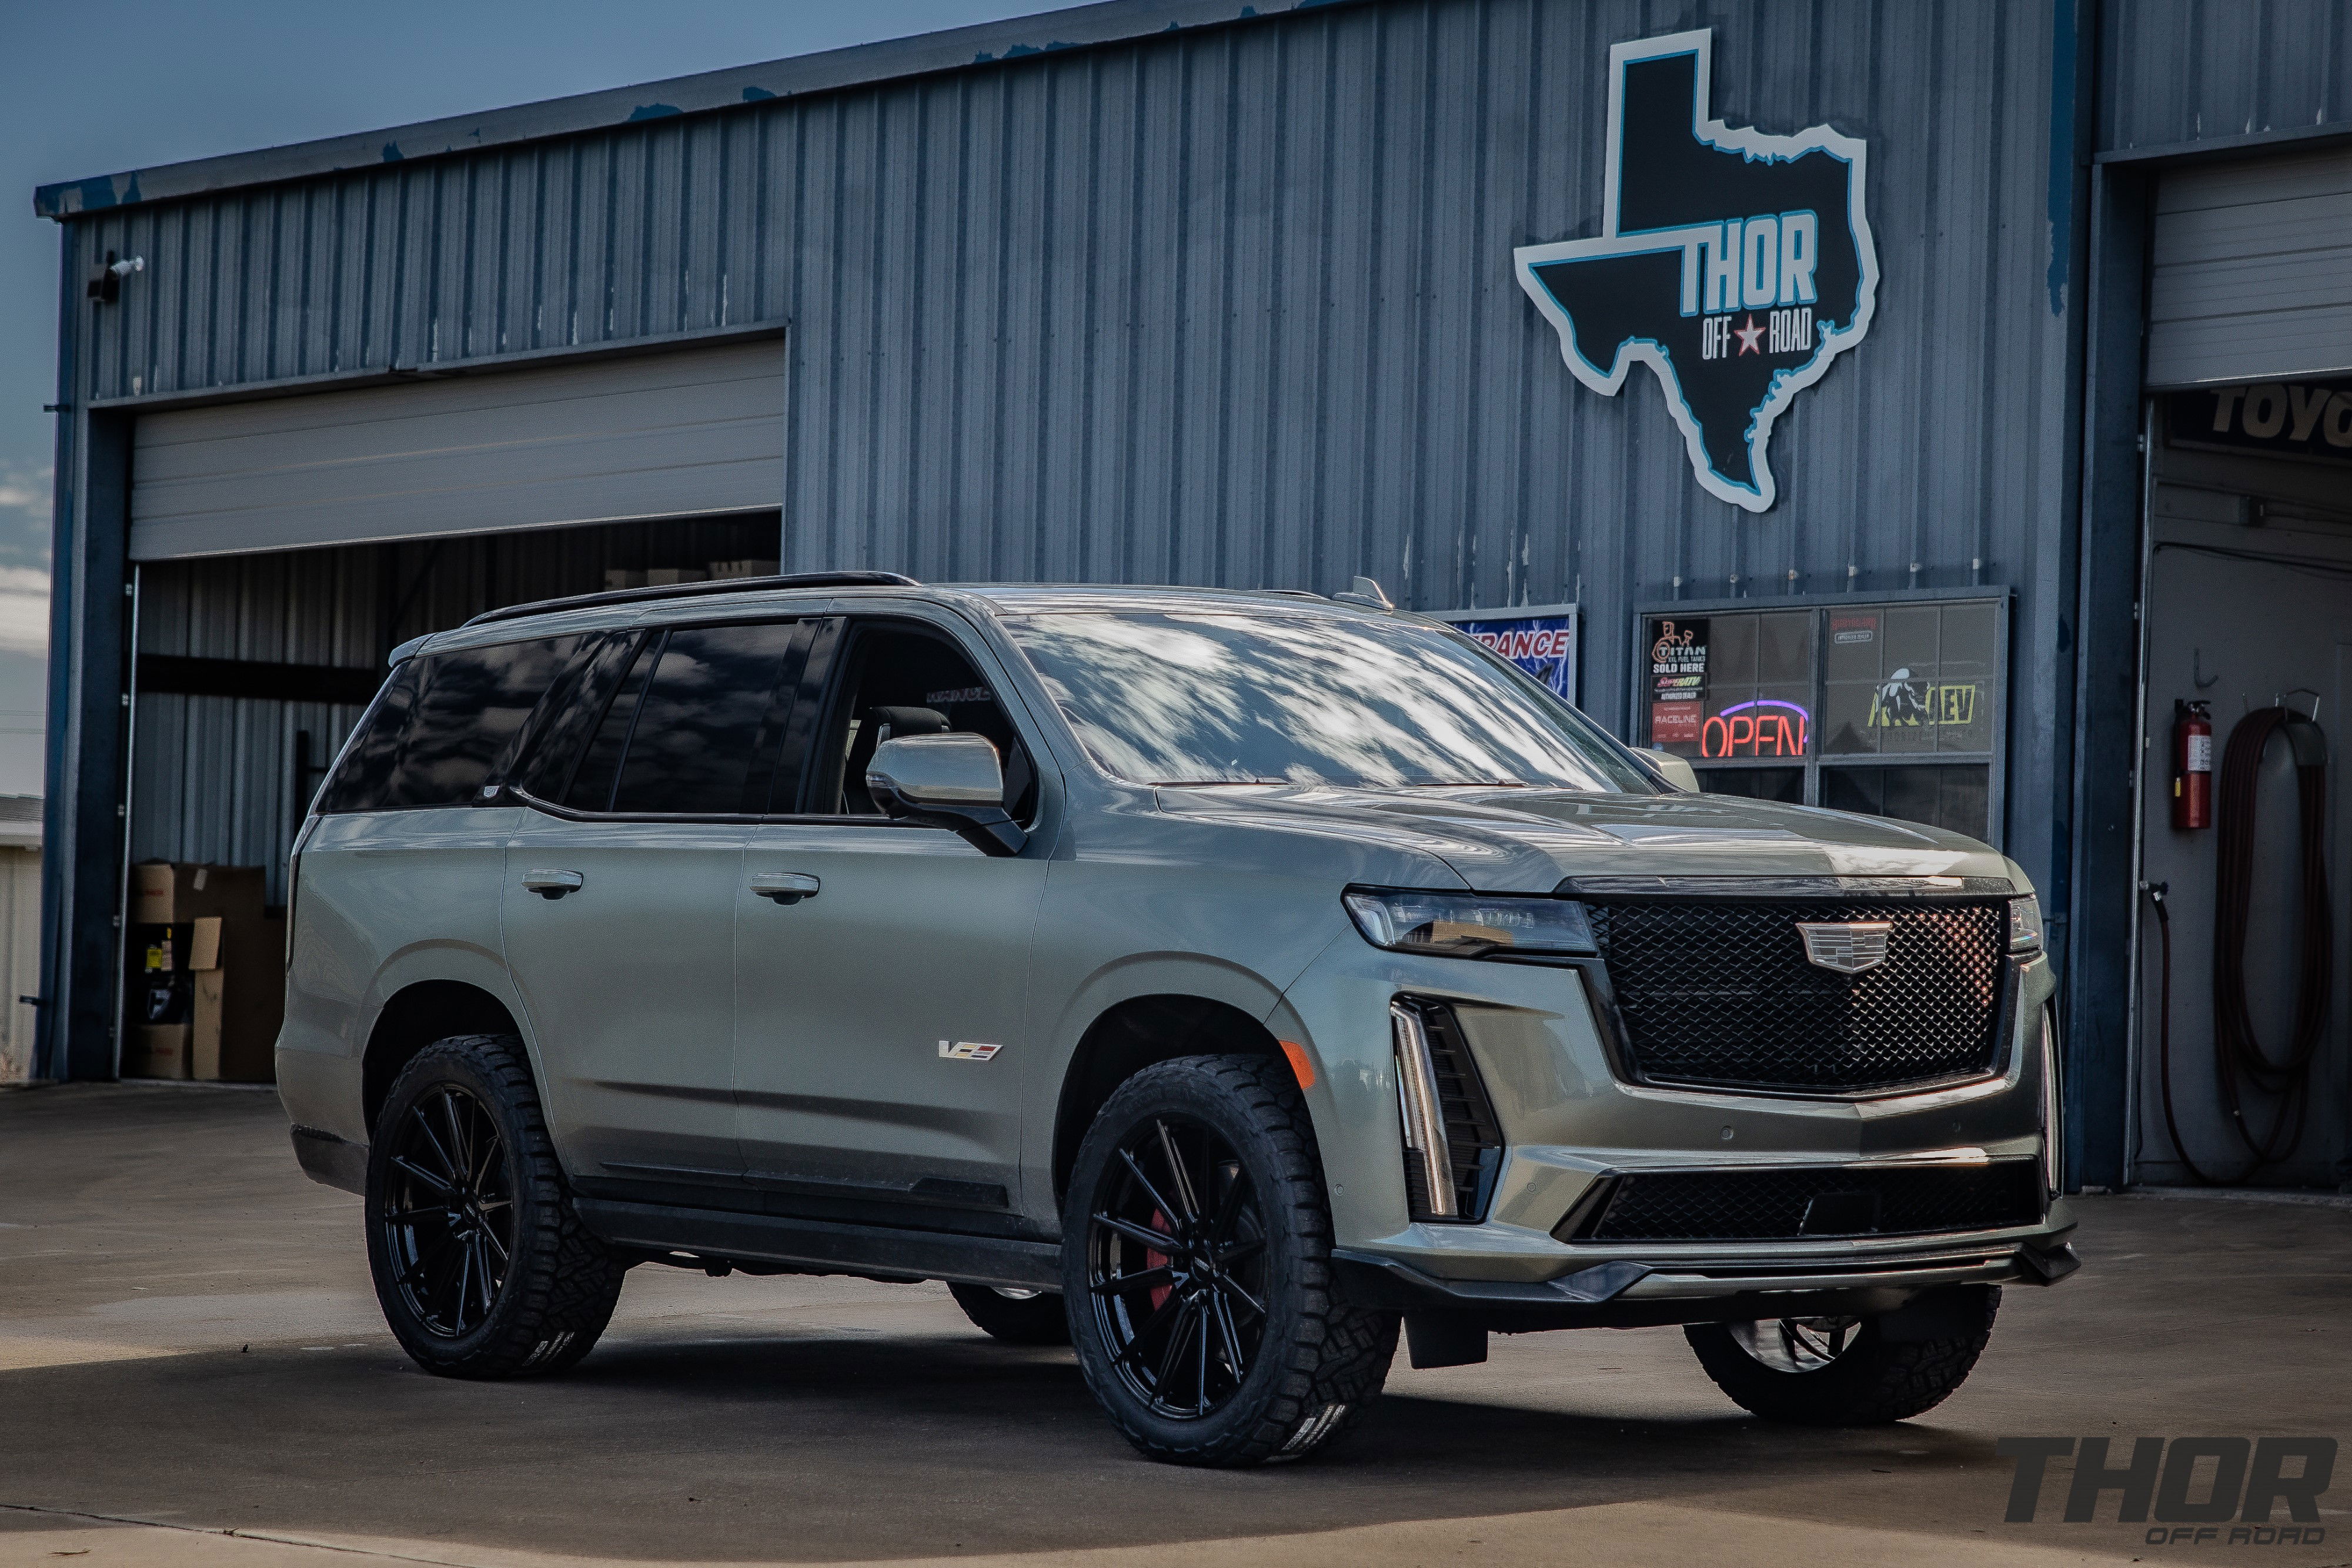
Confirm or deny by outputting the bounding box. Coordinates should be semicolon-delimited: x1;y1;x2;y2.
4;1084;2348;1564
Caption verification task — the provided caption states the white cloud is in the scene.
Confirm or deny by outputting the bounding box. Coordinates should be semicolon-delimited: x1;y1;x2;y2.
0;462;49;527
0;569;51;655
0;464;55;657
0;468;47;516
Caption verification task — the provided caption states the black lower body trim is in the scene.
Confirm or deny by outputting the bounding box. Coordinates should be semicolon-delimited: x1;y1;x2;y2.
1328;1245;2066;1333
575;1198;1061;1290
289;1125;367;1194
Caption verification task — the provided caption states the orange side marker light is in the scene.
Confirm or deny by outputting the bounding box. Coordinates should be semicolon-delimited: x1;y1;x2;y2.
1279;1039;1317;1089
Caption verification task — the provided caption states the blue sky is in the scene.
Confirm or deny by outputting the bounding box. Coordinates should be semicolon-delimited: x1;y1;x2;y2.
1;0;1083;795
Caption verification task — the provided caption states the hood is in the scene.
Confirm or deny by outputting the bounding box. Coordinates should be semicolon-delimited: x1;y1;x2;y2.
1150;785;2019;893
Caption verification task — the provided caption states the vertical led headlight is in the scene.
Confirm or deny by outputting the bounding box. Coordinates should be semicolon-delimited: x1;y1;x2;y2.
1391;1001;1457;1219
2040;1008;2062;1199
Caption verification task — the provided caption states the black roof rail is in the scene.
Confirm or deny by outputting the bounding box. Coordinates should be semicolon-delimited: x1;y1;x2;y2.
462;571;921;628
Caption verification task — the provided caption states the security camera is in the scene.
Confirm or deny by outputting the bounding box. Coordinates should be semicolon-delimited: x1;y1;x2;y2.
86;250;143;304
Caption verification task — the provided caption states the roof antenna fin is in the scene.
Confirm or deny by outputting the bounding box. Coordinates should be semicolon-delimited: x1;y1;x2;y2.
1335;576;1395;611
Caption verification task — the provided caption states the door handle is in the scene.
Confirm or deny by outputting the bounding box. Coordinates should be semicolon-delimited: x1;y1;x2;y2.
521;868;584;900
749;872;821;906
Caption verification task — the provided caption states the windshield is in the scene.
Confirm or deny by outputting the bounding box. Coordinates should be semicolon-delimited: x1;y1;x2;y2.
1001;610;1658;792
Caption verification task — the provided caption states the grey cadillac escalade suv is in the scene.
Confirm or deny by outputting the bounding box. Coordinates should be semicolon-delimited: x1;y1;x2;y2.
279;572;2076;1467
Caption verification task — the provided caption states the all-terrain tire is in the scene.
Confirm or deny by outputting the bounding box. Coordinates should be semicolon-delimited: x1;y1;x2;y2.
947;1282;1072;1345
1683;1288;1999;1425
366;1034;627;1378
1063;1054;1398;1467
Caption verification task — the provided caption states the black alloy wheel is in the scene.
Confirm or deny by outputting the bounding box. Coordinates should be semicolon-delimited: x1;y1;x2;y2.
947;1281;1071;1344
1684;1286;2000;1425
1085;1115;1269;1417
379;1082;516;1338
365;1034;627;1378
1062;1055;1398;1467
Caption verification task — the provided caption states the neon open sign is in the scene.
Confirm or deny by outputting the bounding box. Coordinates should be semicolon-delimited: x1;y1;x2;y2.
1702;698;1810;758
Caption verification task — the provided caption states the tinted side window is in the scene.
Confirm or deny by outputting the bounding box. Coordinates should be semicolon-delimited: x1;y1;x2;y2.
513;632;644;804
563;638;657;812
806;623;1037;823
315;664;419;814
317;636;580;813
580;621;804;815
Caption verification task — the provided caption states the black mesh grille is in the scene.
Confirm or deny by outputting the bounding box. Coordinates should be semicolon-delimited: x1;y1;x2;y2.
1578;1161;2044;1242
1586;898;2008;1092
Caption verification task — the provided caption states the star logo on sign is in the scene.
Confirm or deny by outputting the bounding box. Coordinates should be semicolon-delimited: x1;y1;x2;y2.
1734;314;1765;355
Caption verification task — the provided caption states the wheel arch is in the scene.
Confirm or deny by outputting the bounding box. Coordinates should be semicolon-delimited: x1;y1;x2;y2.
1050;991;1289;1205
362;980;524;1134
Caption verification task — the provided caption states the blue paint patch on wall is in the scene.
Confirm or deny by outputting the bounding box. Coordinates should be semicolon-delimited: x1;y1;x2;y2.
382;142;404;163
741;85;775;102
75;176;116;212
2045;1;2078;316
627;103;682;122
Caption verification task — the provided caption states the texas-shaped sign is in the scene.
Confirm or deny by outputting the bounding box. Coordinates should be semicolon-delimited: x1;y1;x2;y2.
1514;29;1877;513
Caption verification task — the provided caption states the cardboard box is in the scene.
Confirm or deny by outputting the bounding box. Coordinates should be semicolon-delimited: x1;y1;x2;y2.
603;568;646;590
125;1024;192;1080
131;862;266;927
643;567;709;586
186;915;222;971
125;864;283;1084
707;559;781;580
191;971;228;1081
192;911;283;1082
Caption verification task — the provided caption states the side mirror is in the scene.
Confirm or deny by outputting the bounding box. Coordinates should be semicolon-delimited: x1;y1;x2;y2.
1633;747;1700;793
866;733;1027;857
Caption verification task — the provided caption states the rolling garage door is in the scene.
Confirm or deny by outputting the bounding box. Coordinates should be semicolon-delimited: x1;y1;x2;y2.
129;337;783;561
2147;146;2352;389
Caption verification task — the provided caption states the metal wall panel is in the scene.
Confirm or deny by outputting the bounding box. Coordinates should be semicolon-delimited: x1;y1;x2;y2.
2146;146;2352;386
65;0;2078;920
2102;0;2352;152
129;339;784;559
0;847;42;1084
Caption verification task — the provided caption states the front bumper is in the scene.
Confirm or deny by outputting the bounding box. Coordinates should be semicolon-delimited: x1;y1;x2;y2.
1334;1222;2079;1329
1271;928;2072;1296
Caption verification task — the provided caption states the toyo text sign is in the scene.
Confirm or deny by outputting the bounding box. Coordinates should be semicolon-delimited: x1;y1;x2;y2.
1515;29;1878;513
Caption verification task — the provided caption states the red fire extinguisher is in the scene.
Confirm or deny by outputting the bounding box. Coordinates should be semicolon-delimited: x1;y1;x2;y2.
2172;699;2213;830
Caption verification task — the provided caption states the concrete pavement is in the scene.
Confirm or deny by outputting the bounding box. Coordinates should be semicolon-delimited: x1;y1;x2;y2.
2;1083;2346;1567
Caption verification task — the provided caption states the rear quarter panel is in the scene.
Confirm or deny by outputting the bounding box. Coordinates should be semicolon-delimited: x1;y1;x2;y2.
276;807;526;1145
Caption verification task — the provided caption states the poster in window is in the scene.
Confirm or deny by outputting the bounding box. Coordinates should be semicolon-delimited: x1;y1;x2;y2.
1822;601;1993;756
1646;617;1708;751
1451;611;1579;702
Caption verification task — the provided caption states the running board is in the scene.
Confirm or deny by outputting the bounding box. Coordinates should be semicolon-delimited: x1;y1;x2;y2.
574;1198;1061;1290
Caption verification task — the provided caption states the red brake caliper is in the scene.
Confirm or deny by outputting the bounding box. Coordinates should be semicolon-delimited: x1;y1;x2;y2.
1145;1210;1175;1311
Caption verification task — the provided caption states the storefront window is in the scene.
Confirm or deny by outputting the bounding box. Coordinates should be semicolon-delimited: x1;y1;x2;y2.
1640;596;2006;844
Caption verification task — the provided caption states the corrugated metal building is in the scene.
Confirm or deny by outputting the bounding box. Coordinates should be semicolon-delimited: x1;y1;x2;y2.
0;797;44;1083
32;0;2352;1190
